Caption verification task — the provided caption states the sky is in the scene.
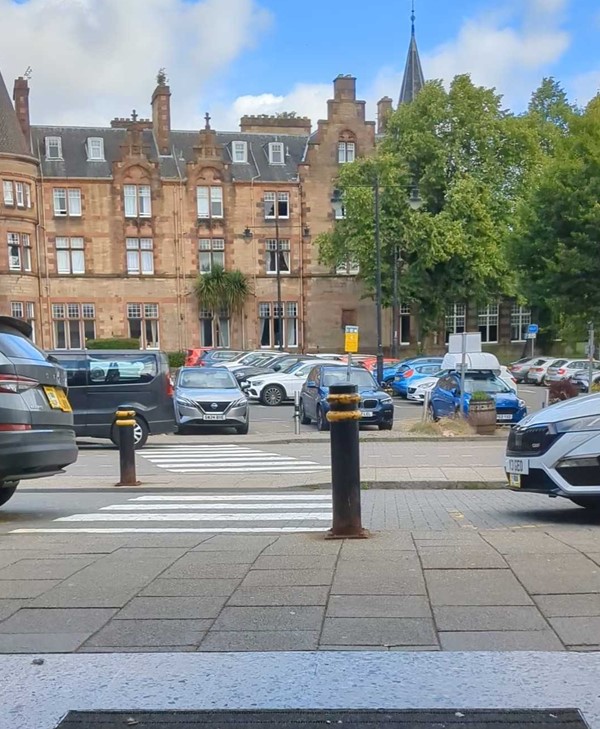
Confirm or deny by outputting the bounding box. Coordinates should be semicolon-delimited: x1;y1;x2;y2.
0;0;599;131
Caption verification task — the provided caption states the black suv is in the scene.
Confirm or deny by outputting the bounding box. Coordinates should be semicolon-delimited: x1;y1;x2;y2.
0;317;78;507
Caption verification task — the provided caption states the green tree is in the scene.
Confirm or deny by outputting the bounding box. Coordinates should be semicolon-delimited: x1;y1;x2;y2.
193;267;251;344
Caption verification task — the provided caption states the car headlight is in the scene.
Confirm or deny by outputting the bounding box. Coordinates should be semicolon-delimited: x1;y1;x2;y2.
518;399;526;408
232;397;248;407
554;415;600;433
176;396;194;406
250;379;265;387
380;395;393;404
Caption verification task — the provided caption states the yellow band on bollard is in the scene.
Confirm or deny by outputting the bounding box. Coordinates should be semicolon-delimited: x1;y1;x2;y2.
115;419;137;426
326;410;362;422
116;410;136;418
327;393;361;405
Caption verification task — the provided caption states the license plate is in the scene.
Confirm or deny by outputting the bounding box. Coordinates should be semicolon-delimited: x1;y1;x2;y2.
43;386;72;412
508;473;521;488
497;414;513;422
505;457;529;475
360;411;374;417
203;413;225;421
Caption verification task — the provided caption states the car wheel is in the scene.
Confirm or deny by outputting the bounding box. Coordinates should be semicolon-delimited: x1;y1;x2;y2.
379;423;393;431
316;406;330;432
111;417;149;450
0;481;19;507
261;384;285;407
428;403;438;422
300;401;311;425
235;416;250;435
569;497;600;510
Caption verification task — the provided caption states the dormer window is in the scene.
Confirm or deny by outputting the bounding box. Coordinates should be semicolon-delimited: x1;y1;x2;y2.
45;136;63;160
268;142;284;165
232;141;248;164
87;137;105;161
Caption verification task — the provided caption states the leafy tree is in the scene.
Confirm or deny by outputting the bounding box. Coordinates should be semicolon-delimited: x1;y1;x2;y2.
193;267;251;343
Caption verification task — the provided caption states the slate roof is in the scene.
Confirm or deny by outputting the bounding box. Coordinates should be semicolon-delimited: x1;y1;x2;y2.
399;19;425;105
29;125;309;182
0;71;30;156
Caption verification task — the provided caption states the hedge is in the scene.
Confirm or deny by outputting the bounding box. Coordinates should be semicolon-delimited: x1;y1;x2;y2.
86;338;140;350
167;351;186;368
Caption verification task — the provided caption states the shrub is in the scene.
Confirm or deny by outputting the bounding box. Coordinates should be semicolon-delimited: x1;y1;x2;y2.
548;379;579;404
86;338;140;350
470;390;493;402
168;351;186;368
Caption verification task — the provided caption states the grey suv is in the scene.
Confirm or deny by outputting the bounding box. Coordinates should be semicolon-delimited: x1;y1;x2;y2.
0;317;78;507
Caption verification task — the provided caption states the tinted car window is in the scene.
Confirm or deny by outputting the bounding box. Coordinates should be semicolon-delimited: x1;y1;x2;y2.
438;376;456;391
88;354;158;384
550;360;567;367
61;358;88;387
464;376;511;394
322;368;376;388
0;332;47;361
179;370;237;389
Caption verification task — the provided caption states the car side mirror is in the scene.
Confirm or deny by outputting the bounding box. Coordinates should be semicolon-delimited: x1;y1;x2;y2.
273;364;281;372
306;380;316;388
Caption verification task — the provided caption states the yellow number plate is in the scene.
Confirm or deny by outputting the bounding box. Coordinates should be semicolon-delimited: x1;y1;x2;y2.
44;386;72;412
508;473;521;489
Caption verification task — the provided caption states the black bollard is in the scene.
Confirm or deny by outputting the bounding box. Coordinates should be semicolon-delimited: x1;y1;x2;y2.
115;409;141;487
326;383;368;538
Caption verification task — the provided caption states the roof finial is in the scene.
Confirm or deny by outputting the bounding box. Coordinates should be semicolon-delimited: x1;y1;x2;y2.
411;0;416;36
204;111;211;130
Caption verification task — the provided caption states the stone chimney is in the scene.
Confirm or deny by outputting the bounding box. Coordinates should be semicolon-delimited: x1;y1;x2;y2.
151;73;171;155
12;77;30;150
333;74;356;101
377;96;393;134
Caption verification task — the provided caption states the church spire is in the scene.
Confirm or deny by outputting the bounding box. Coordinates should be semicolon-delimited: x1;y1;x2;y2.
399;1;425;105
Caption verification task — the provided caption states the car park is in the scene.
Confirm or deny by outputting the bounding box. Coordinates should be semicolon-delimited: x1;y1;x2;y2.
174;367;249;434
247;359;340;405
391;359;443;398
48;349;175;448
545;358;600;384
300;364;394;431
0;317;78;507
505;393;600;509
524;357;556;385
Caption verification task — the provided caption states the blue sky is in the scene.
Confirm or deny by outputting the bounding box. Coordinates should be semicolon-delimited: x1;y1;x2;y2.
1;0;599;129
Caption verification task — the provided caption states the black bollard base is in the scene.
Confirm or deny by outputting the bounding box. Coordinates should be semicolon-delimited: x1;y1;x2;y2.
325;527;370;540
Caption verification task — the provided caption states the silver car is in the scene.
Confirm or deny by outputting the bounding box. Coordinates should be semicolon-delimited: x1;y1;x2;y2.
545;358;600;384
174;367;249;434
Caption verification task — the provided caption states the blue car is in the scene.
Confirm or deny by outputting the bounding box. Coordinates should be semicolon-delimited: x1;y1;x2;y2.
392;358;444;398
429;371;527;424
300;365;394;431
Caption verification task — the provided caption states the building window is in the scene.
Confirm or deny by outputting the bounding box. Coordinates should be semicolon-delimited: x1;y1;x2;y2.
127;303;160;349
399;303;411;345
268;142;284;165
232;141;248;163
200;309;230;347
7;233;32;272
198;238;225;273
338;141;355;164
478;303;499;343
3;181;14;206
52;303;95;349
53;188;81;217
2;181;31;208
264;191;289;219
511;304;532;342
10;302;36;342
87;137;105;160
25;184;31;208
336;258;360;275
56;237;85;275
445;303;466;342
259;301;298;348
196;186;223;219
266;239;291;274
126;238;154;275
45;136;63;159
15;182;25;207
123;184;152;218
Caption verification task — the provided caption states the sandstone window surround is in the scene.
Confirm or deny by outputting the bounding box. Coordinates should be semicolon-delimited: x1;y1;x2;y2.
259;301;298;348
56;237;85;275
53;188;81;217
338;141;356;164
123;184;152;218
126;238;154;275
511;303;532;342
7;232;32;272
10;302;36;342
127;303;160;349
52;303;95;350
200;308;230;348
265;239;290;275
478;303;499;344
264;191;289;219
232;141;248;164
445;303;466;342
198;238;225;273
45;136;63;160
268;142;284;165
86;137;105;161
196;186;223;219
3;180;32;209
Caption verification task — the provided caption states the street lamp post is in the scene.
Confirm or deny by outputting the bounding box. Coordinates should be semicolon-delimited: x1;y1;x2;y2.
374;178;384;386
392;245;401;359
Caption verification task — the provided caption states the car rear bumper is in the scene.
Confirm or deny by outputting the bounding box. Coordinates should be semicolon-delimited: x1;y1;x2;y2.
0;428;78;482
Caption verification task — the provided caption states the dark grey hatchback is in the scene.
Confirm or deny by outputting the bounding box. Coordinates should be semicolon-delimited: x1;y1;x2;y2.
0;317;78;507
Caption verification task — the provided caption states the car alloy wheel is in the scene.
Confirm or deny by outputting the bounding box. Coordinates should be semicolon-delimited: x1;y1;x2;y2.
262;384;285;406
316;407;329;432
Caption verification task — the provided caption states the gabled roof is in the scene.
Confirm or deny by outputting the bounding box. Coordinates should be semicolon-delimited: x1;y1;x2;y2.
399;14;425;105
0;71;30;156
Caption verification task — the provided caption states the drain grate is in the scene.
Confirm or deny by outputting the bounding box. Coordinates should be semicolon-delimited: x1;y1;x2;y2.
55;708;589;728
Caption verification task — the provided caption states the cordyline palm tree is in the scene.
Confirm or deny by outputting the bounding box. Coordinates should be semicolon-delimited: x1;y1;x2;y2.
193;266;251;345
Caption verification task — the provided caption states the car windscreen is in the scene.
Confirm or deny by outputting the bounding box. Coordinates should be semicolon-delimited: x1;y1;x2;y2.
179;370;237;389
550;360;568;368
322;369;377;388
464;376;512;394
0;330;47;361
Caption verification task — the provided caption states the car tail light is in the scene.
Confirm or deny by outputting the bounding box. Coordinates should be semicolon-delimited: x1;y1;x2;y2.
557;368;566;375
166;374;174;398
0;374;39;394
403;369;414;378
0;423;32;431
530;367;542;372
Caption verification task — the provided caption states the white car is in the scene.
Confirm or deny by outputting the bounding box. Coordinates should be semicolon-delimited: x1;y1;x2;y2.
246;360;340;406
407;367;516;403
523;357;555;385
505;393;600;509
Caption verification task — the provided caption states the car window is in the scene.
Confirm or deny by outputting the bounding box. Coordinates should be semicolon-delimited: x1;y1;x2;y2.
179;369;238;389
550;359;567;367
464;376;511;394
59;357;88;387
0;331;47;361
210;351;240;361
438;376;456;391
420;364;441;374
88;354;158;384
322;368;376;388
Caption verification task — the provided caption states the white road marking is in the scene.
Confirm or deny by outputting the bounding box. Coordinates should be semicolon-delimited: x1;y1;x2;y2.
57;512;331;522
164;466;327;473
11;527;326;534
132;494;331;501
101;503;331;511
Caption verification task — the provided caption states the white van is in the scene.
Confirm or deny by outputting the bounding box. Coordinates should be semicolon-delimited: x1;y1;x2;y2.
441;352;502;372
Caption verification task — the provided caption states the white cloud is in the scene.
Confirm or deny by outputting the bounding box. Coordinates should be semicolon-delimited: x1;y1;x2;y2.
0;0;271;128
571;70;600;106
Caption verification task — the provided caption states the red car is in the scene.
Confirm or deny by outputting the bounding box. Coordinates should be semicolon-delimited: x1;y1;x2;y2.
184;348;214;367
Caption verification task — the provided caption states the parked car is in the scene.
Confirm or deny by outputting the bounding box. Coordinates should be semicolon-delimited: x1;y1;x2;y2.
545;358;600;384
429;370;527;424
571;370;600;393
247;359;340;406
391;359;444;398
48;350;175;448
408;366;516;403
174;367;249;434
184;347;214;367
300;364;394;431
505;393;600;509
524;357;556;385
509;357;539;383
218;350;287;370
0;317;78;507
195;349;244;367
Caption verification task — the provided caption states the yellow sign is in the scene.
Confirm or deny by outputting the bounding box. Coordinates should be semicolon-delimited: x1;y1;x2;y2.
344;325;359;353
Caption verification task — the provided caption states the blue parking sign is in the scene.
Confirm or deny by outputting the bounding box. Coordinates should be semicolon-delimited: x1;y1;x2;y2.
528;324;539;335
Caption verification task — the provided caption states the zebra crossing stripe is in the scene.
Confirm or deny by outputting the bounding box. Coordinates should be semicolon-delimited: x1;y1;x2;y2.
131;494;330;501
101;503;332;511
57;512;331;522
11;527;325;534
